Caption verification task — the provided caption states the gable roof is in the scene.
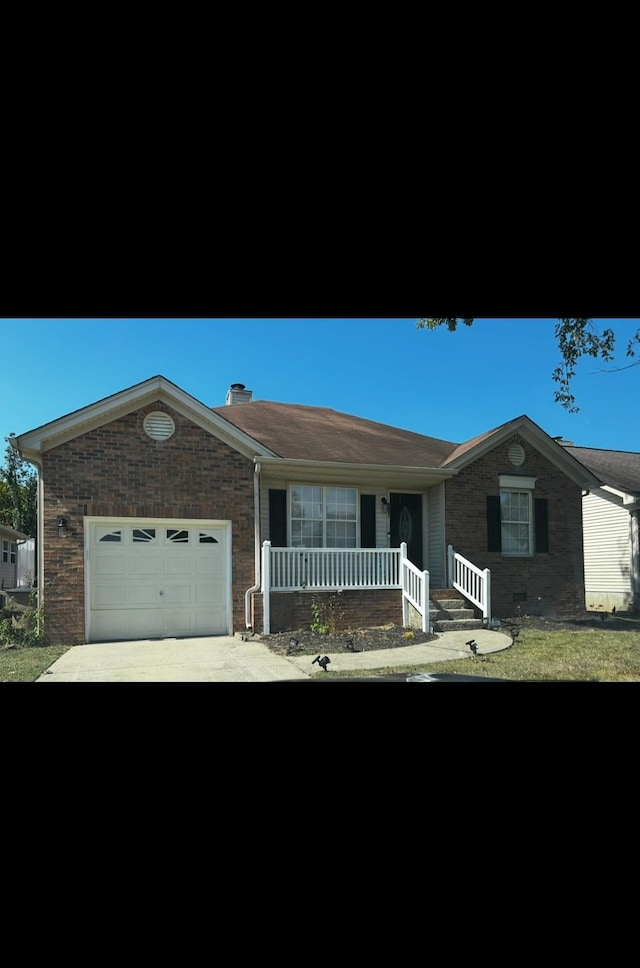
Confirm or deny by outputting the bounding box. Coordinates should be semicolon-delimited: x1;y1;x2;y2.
563;446;640;497
12;375;603;491
437;414;603;489
13;375;278;462
211;400;458;466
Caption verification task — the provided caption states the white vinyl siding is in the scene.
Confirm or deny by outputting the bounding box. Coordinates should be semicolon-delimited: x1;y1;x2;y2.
583;491;633;609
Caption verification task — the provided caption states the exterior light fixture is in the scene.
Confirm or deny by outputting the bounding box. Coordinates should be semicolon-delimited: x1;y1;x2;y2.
58;517;67;537
381;497;390;512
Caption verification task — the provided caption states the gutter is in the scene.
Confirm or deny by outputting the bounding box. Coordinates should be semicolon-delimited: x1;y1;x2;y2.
244;460;262;630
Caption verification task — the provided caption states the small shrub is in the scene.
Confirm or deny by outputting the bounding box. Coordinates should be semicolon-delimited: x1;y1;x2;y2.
0;597;45;647
310;592;345;635
310;597;330;634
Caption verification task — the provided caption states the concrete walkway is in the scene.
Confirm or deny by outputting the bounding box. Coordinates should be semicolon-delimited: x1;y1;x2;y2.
36;627;512;682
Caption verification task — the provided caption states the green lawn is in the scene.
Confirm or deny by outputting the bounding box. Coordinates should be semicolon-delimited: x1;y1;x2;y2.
0;644;70;682
317;623;640;681
2;622;640;682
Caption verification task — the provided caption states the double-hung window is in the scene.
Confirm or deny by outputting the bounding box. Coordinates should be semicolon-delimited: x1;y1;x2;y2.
487;475;542;556
500;489;533;555
290;485;358;548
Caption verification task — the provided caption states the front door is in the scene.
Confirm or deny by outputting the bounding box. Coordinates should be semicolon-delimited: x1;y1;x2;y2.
390;493;423;571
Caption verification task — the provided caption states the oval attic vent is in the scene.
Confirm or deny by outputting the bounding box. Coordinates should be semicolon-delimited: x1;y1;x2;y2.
144;411;175;441
508;442;525;467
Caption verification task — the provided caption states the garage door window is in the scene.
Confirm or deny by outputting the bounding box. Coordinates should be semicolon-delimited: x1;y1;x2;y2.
133;529;156;543
168;529;189;543
99;530;122;542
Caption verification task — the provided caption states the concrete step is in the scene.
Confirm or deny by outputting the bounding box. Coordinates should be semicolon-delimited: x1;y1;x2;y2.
433;618;484;633
430;608;476;622
429;598;473;612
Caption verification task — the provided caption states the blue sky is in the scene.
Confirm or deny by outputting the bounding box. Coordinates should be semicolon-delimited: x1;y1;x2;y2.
3;318;639;456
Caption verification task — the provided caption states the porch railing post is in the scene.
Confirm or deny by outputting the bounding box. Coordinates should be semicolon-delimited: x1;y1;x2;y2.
262;541;271;635
447;543;455;588
400;542;408;626
423;568;430;633
483;567;491;624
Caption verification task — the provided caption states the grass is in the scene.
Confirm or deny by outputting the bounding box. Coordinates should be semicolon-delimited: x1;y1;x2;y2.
2;619;640;682
313;621;640;681
0;643;70;682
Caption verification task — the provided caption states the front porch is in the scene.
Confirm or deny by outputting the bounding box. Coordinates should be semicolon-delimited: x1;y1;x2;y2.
256;542;491;635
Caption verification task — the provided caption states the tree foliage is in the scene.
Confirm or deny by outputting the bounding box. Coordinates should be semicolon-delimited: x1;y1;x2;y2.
0;436;37;536
417;318;640;412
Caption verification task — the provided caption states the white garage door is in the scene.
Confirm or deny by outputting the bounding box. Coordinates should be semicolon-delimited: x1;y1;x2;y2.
86;518;231;642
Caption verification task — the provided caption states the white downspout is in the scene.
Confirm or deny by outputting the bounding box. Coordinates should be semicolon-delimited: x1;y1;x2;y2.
10;438;44;624
244;460;262;630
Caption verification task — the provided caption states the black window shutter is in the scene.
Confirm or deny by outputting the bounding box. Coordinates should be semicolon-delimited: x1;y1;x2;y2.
360;494;376;547
269;489;287;547
534;498;549;553
487;495;501;552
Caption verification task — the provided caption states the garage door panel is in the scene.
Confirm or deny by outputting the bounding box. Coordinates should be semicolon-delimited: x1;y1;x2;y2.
130;585;164;606
87;519;230;642
194;608;227;634
164;557;194;576
94;555;126;575
197;555;225;576
195;582;224;604
92;584;129;607
130;557;163;576
163;584;193;605
126;610;163;638
92;611;130;641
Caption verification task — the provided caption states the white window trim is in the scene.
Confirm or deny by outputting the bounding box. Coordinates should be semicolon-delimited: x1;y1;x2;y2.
499;477;536;557
499;475;537;489
289;484;359;548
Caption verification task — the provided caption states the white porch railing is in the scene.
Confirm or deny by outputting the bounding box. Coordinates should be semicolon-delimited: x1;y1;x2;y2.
260;541;430;635
401;550;430;633
447;544;491;623
264;543;403;590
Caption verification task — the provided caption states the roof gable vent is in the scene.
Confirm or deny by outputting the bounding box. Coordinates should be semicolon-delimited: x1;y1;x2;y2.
507;442;526;467
143;411;175;440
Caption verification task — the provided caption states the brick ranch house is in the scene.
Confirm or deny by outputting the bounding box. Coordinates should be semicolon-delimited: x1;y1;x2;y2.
12;376;603;646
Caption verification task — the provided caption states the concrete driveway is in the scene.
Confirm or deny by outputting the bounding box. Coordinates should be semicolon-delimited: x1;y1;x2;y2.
36;635;311;682
36;628;512;682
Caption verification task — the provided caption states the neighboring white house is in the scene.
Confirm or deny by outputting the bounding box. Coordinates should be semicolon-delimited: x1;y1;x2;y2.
0;523;30;606
561;442;640;614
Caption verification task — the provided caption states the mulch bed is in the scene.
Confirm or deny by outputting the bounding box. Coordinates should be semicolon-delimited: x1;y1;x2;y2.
258;610;640;656
257;624;437;656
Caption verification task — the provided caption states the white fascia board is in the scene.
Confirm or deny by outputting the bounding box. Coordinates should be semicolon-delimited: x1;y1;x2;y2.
596;485;640;510
256;456;457;486
589;486;625;508
14;376;278;460
446;415;603;490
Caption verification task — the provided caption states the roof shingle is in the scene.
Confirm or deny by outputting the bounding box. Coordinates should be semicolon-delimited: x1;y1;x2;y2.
211;401;459;467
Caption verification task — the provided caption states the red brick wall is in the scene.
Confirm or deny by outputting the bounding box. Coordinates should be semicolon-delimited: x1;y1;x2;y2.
444;434;586;618
41;402;255;645
263;589;403;634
